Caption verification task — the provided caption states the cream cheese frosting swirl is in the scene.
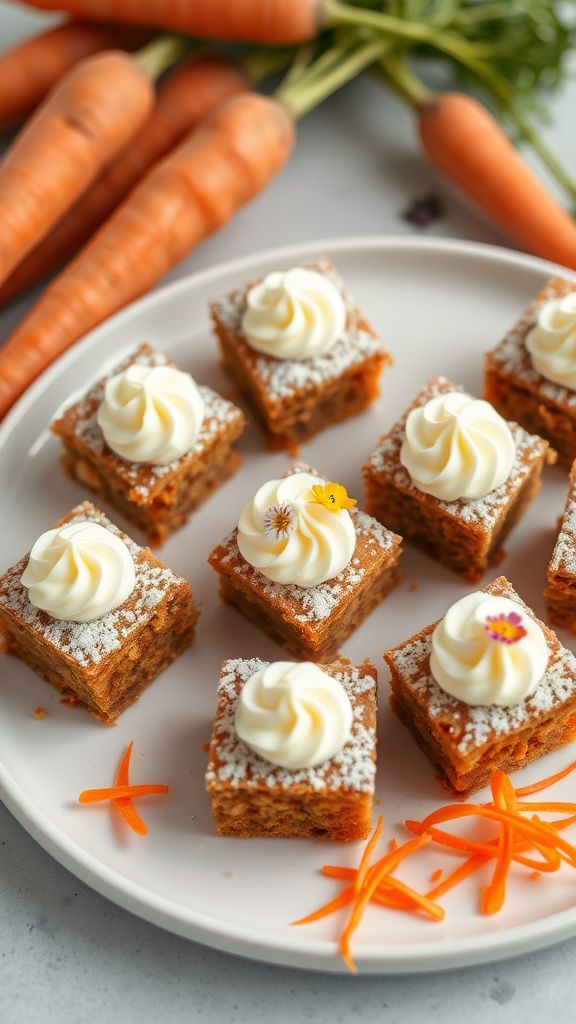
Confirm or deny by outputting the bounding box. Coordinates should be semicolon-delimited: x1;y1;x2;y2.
430;592;549;707
20;521;136;622
236;471;356;588
525;293;576;390
240;267;346;360
400;391;515;502
97;362;205;466
234;661;353;769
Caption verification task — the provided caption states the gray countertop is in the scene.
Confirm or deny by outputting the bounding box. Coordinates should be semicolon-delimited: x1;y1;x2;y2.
2;5;576;1021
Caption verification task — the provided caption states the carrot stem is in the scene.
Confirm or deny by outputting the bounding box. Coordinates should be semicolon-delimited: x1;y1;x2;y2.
276;36;389;119
136;33;191;81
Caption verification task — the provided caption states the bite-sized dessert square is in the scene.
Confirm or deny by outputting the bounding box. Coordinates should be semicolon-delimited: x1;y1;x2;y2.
485;276;576;468
384;576;576;798
363;376;553;583
208;464;402;662
0;501;198;724
545;460;576;632
51;343;246;546
210;258;391;449
205;657;378;840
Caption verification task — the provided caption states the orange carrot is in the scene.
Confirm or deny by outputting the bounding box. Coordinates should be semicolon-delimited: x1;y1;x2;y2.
0;20;151;130
113;740;148;836
78;784;170;803
340;834;432;972
320;866;444;918
515;760;576;797
427;854;486;901
0;50;154;289
481;772;514;915
406;820;561;873
0;92;293;419
418;93;576;269
78;741;169;834
21;0;321;44
417;803;576;866
0;55;248;304
353;814;383;895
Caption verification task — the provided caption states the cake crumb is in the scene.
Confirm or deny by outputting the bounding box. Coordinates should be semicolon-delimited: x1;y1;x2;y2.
33;706;46;720
408;582;419;593
224;871;236;878
60;693;79;708
201;742;210;752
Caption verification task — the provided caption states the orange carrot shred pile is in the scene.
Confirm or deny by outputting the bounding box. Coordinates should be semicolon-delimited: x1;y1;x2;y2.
293;758;576;971
77;741;169;836
410;761;576;912
293;817;443;973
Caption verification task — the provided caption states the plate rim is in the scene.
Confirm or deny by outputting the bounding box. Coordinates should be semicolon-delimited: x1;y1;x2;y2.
2;234;576;974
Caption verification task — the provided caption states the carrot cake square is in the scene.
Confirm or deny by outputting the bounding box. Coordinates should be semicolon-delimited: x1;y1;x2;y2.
0;501;198;724
208;465;402;662
205;657;378;840
51;343;246;545
363;376;553;582
485;276;576;467
546;460;576;632
210;258;391;449
384;576;576;797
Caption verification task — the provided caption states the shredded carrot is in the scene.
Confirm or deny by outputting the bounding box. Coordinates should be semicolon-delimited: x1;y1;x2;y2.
78;784;169;803
412;763;576;912
77;742;169;834
295;761;576;969
481;772;514;914
320;866;443;918
113;741;148;836
339;834;432;973
514;760;576;797
354;815;383;895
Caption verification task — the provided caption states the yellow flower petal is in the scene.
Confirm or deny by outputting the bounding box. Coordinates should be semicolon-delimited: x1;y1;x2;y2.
311;482;357;512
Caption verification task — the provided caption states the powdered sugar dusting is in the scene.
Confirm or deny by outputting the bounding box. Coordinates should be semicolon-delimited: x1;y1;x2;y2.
0;502;185;668
550;468;576;576
489;276;576;409
386;578;576;754
53;344;245;501
205;658;377;793
215;511;398;625
366;377;549;532
210;259;388;401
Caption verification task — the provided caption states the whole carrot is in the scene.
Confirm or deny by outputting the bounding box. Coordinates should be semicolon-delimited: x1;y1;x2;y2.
0;56;249;305
0;93;294;418
0;20;152;130
418;93;576;267
21;0;321;44
0;48;156;287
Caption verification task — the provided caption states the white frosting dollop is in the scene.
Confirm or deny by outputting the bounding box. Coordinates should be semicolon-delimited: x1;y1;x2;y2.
97;362;205;466
236;471;356;588
235;661;353;768
430;592;549;707
525;293;576;391
20;521;136;622
240;267;346;360
400;391;515;501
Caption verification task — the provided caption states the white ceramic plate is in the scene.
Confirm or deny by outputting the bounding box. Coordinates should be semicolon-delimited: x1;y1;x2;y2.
2;237;576;975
